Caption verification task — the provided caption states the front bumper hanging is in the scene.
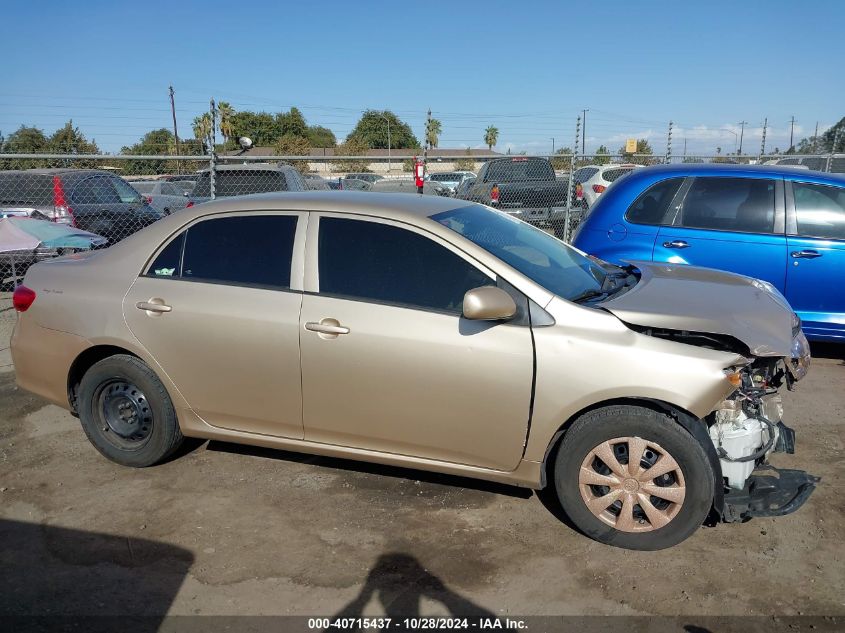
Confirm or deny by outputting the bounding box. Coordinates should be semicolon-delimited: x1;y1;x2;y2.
722;465;820;522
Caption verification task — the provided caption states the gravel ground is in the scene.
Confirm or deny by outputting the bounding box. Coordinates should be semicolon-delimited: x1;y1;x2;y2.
0;293;843;628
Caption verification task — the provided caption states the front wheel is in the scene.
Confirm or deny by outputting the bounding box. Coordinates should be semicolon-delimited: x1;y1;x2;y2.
553;405;714;550
78;354;183;467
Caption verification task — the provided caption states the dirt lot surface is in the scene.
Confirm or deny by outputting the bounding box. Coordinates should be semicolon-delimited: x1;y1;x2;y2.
1;293;843;627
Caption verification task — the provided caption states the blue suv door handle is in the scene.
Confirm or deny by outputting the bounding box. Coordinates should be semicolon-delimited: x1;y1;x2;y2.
791;250;822;259
663;240;690;249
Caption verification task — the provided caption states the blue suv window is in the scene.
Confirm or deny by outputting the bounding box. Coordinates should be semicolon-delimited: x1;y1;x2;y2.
679;177;775;234
793;182;845;240
625;178;683;225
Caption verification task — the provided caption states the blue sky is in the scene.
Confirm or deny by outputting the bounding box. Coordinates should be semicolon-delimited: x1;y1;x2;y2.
2;0;843;154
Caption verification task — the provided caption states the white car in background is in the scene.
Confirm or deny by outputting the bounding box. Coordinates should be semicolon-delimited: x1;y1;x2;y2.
426;171;476;195
573;164;640;210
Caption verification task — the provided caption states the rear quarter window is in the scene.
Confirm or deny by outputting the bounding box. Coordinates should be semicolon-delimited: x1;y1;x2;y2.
624;177;684;225
602;168;634;183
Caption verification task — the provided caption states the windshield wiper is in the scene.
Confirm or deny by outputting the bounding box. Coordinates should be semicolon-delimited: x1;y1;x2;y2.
570;288;608;303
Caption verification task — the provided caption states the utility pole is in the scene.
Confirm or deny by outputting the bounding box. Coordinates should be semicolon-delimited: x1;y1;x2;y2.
738;121;747;156
666;120;673;163
551;137;555;155
209;99;217;200
683;138;687;159
788;115;796;151
420;108;431;194
169;85;180;173
813;121;819;153
760;117;768;159
581;108;589;156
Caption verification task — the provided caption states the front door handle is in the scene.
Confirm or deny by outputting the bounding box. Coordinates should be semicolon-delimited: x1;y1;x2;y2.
790;250;822;259
305;320;350;336
663;240;690;249
136;299;172;315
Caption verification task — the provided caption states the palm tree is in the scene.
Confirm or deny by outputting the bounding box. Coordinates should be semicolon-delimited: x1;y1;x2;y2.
218;102;235;144
425;118;442;149
484;125;499;150
192;113;213;153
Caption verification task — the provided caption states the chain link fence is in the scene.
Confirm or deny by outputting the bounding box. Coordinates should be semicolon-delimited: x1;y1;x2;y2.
1;151;843;288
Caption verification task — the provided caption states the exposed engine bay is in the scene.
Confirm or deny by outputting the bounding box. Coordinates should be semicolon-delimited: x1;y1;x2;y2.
631;324;819;521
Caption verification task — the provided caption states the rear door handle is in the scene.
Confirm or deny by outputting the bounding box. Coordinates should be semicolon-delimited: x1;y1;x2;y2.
662;240;690;249
305;321;350;335
136;299;172;314
790;250;822;259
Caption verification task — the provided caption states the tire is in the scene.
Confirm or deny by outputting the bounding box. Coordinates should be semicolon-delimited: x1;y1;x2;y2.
553;405;714;550
77;354;183;467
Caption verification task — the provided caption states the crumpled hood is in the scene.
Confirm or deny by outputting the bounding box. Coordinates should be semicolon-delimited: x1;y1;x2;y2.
600;261;796;357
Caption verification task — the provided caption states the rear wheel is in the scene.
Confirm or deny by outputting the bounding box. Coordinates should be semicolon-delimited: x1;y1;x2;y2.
553;405;714;550
78;354;183;467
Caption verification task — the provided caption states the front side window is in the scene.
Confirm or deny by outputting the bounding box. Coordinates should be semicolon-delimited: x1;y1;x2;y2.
625;177;683;225
318;217;493;314
679;177;776;234
793;181;845;240
175;215;297;288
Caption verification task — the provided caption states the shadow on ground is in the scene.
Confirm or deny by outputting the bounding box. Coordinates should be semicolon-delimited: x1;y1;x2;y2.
0;519;193;632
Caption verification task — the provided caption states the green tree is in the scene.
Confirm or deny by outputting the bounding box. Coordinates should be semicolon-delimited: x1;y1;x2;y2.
275;133;312;174
228;111;280;146
795;116;845;153
550;146;574;170
594;145;610;165
120;128;181;175
425;117;442;149
192;113;213;152
333;136;371;172
347;110;419;149
277;107;308;138
0;125;50;169
618;139;655;165
305;125;336;147
484;125;499;150
218;102;236;145
49;120;99;154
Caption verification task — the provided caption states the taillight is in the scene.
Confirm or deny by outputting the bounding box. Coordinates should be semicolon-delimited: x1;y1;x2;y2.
592;184;607;194
145;196;153;205
575;183;583;199
52;176;76;226
13;285;36;312
490;184;500;204
185;200;194;208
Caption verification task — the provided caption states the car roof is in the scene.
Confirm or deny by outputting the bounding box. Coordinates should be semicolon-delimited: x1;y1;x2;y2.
183;190;468;220
624;162;845;184
197;163;297;173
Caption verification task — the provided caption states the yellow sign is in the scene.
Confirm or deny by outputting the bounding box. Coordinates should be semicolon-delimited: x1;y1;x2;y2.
625;139;637;153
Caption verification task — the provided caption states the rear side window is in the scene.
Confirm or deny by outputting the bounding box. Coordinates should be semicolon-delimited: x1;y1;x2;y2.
625;178;683;225
177;215;297;288
679;177;775;234
793;182;845;240
148;232;185;277
602;168;633;183
573;168;599;183
318;217;492;314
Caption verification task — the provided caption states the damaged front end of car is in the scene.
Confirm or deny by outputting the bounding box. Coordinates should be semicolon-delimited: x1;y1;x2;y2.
713;327;818;522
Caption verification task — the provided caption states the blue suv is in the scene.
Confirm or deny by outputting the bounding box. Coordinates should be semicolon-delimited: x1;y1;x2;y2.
572;164;845;342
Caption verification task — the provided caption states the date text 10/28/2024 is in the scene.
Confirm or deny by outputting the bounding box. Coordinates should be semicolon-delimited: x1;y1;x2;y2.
308;618;528;630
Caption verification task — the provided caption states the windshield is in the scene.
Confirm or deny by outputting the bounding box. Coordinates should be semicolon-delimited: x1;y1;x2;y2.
432;205;607;301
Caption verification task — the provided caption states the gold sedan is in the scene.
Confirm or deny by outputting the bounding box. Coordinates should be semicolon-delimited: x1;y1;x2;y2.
11;191;815;549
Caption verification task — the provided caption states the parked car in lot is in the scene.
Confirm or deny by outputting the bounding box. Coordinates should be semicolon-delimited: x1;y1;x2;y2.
130;180;192;214
303;174;331;191
0;169;163;244
370;178;450;196
764;154;845;174
344;173;384;184
459;157;569;228
189;164;307;203
426;171;476;195
572;164;639;210
454;175;476;199
159;177;197;196
12;191;815;550
572;164;845;342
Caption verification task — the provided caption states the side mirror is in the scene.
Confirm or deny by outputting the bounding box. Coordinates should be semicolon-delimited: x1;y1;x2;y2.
462;286;517;321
